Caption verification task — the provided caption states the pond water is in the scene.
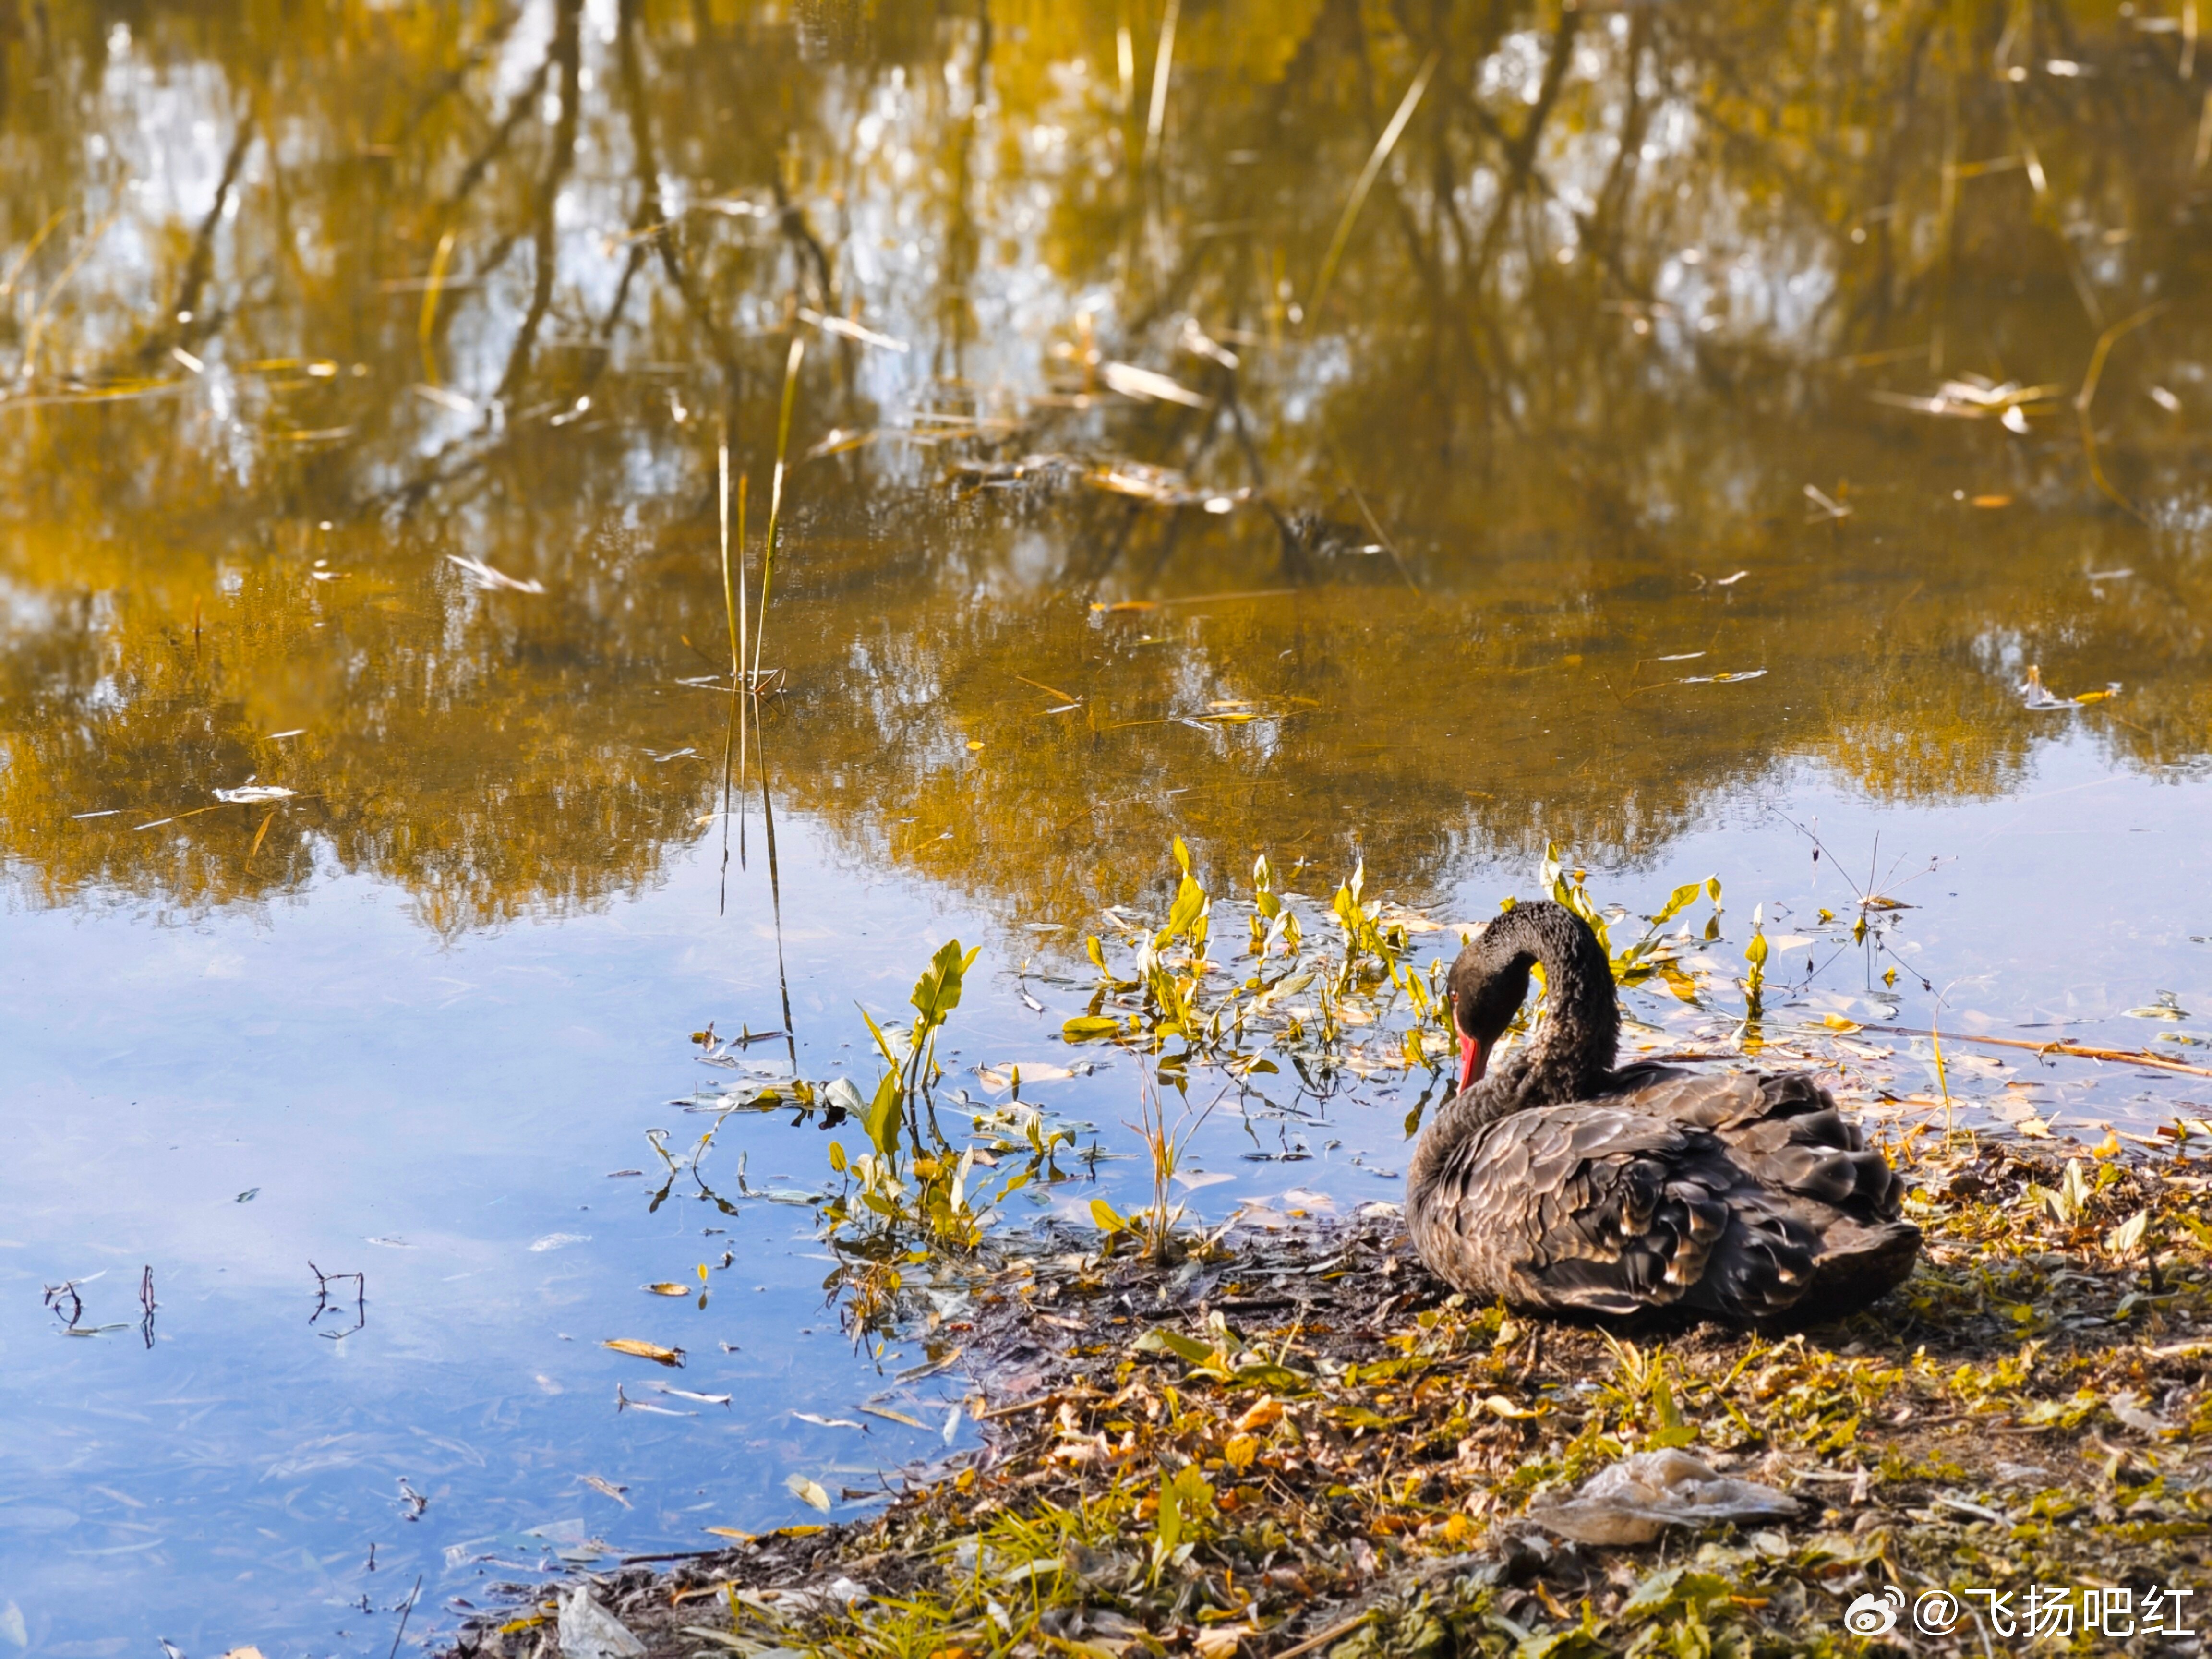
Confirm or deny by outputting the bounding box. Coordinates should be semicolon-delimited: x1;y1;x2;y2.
3;2;2211;1652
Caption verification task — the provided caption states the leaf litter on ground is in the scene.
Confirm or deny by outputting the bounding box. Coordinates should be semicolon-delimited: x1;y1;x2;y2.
448;1128;2212;1659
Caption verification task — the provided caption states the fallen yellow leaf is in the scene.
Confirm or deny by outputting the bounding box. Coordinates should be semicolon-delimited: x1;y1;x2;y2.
603;1338;685;1366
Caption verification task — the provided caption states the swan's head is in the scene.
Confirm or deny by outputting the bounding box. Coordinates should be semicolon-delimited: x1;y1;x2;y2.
1445;901;1608;1093
1445;922;1535;1093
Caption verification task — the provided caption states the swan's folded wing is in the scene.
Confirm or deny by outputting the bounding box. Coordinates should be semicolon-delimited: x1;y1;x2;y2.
1608;1070;1905;1220
1410;1091;1913;1322
1419;1105;1744;1319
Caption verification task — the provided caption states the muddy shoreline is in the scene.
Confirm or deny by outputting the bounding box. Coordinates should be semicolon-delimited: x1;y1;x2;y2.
443;1131;2210;1658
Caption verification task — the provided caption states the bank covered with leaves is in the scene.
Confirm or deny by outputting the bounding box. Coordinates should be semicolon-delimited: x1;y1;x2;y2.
450;1112;2211;1658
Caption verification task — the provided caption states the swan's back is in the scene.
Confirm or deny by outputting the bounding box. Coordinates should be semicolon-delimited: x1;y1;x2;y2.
1407;1068;1918;1324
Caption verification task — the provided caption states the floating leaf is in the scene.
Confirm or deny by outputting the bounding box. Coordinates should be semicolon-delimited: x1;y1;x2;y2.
861;1406;928;1429
603;1338;685;1367
1062;1015;1124;1041
785;1473;833;1512
2124;995;2189;1020
643;1283;688;1297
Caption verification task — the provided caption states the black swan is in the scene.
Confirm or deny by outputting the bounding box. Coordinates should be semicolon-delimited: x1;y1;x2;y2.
1406;901;1919;1324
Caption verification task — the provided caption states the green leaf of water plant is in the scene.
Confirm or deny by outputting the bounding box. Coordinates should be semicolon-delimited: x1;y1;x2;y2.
1063;1015;1123;1040
911;939;981;1029
856;1002;901;1068
1649;880;1707;925
865;1070;903;1158
1157;875;1207;949
1090;1198;1128;1233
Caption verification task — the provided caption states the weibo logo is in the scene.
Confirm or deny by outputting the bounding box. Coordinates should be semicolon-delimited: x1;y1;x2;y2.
1844;1586;1905;1635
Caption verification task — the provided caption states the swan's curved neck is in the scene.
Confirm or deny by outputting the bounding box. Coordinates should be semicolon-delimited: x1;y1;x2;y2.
1447;903;1620;1128
1516;915;1619;1095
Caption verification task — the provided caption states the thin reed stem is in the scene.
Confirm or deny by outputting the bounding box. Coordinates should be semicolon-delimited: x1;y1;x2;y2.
735;473;750;799
718;435;738;677
753;336;805;685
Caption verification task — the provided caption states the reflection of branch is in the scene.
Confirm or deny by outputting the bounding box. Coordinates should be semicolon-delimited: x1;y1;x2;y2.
391;6;526;152
444;55;553;216
1472;8;1580;280
133;118;254;369
497;0;584;402
2076;301;2169;521
1583;11;1654;269
771;178;836;313
609;0;739;373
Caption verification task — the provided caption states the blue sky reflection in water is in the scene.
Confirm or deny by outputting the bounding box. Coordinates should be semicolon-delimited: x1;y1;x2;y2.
3;0;2212;1649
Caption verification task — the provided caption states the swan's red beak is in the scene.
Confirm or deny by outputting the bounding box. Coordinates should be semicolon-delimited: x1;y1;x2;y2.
1457;1034;1490;1092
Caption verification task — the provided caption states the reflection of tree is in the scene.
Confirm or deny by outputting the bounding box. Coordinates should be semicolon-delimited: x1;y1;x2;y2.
0;1;2208;932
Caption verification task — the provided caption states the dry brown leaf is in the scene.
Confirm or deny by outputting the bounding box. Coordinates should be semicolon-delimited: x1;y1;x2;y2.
603;1338;686;1366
